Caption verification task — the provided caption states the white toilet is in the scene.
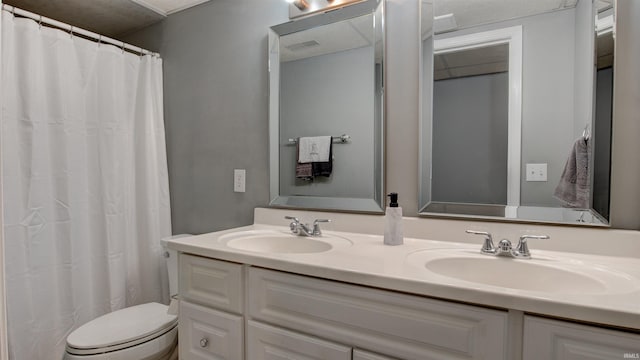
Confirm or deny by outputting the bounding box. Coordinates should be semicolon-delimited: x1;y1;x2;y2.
64;235;189;360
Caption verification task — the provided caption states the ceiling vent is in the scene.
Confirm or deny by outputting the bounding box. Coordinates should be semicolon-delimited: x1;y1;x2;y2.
286;40;320;51
434;13;458;34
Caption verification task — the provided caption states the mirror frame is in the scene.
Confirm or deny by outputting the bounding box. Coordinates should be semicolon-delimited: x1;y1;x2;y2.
268;0;386;213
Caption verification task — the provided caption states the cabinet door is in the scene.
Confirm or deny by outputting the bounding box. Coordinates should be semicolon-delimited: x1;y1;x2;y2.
249;267;508;360
247;320;352;360
353;349;398;360
179;254;244;314
179;300;243;360
523;316;640;360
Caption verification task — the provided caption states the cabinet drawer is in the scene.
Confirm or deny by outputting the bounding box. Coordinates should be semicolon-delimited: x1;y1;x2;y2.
179;301;243;360
523;316;640;360
248;268;508;360
247;320;352;360
179;253;243;313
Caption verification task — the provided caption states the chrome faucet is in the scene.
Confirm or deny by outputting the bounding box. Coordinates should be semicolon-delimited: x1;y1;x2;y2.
285;216;330;237
465;230;549;259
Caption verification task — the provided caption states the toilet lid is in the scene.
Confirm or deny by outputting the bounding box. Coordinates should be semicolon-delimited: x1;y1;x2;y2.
67;302;178;350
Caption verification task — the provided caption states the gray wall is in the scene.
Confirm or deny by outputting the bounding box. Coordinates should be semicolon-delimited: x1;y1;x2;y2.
432;72;508;204
279;46;375;199
123;0;418;234
124;0;289;234
125;0;639;232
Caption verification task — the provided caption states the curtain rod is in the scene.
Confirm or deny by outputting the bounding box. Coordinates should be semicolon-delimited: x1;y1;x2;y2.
1;4;160;57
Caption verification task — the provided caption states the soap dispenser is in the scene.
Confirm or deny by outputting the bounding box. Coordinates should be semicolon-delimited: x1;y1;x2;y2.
384;192;404;246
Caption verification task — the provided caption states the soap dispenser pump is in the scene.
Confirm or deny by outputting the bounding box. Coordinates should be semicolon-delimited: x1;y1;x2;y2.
384;192;404;246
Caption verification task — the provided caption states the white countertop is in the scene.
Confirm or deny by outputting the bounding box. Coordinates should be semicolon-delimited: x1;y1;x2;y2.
168;219;640;331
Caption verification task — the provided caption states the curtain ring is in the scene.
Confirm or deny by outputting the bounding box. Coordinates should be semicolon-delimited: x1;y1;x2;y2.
121;42;126;54
98;35;102;47
69;26;74;39
10;6;15;17
38;15;43;29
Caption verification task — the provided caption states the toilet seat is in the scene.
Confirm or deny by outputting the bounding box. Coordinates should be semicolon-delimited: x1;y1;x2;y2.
66;302;177;356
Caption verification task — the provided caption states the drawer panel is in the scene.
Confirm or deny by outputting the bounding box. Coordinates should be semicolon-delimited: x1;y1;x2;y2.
179;253;243;313
179;300;243;360
249;267;508;360
523;316;640;360
247;320;352;360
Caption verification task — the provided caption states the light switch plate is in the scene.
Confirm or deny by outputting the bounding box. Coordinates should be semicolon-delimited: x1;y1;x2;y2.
234;169;246;192
526;163;547;182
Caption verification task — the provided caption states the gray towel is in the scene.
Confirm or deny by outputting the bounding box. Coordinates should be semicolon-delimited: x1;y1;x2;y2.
553;138;590;208
295;142;313;180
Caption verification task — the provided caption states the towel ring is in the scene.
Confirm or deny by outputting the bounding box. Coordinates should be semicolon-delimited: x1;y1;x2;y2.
582;125;591;141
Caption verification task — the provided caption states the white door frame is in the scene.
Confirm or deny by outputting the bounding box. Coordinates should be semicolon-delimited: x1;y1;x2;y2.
434;25;523;215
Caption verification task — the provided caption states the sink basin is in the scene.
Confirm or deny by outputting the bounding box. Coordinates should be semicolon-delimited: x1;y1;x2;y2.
218;230;352;254
405;249;637;295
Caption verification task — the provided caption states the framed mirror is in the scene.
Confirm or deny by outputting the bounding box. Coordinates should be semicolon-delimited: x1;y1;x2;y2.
269;0;385;213
419;0;614;226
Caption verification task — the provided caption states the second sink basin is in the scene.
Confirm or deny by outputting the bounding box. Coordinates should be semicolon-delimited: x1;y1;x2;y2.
405;249;638;295
218;230;352;254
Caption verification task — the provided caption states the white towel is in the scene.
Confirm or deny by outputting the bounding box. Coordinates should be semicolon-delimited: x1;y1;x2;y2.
298;136;332;163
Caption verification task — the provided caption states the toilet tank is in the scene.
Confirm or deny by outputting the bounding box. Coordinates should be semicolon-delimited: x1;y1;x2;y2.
161;234;192;297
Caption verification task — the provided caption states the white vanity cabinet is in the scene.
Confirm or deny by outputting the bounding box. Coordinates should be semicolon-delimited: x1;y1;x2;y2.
177;253;640;360
248;267;508;360
177;253;509;360
178;254;245;359
523;316;640;360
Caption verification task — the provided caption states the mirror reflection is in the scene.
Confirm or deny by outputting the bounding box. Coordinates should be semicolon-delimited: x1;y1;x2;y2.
420;0;614;226
269;0;385;212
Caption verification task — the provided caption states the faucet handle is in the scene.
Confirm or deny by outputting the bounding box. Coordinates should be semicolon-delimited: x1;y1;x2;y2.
514;234;550;259
285;216;301;234
312;219;331;236
465;230;496;254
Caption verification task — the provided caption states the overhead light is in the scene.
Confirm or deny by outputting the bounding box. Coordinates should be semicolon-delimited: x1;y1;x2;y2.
286;0;309;10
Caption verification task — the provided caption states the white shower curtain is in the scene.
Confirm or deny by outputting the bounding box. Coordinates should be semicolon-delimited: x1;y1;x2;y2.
1;11;172;360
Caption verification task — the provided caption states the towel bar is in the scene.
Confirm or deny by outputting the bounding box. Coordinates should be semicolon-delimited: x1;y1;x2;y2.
287;134;351;144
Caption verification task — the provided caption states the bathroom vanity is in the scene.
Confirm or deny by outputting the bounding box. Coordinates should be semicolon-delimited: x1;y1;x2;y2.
169;208;640;360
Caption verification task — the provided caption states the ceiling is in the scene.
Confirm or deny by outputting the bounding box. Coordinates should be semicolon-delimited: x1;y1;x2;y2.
280;13;374;62
424;0;613;36
433;0;580;33
435;44;508;81
429;0;615;80
3;0;210;38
